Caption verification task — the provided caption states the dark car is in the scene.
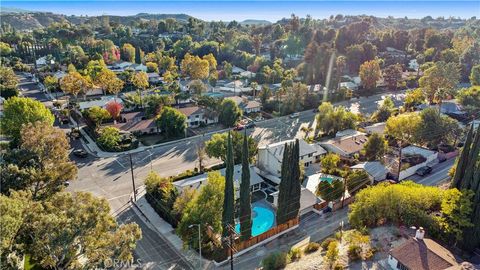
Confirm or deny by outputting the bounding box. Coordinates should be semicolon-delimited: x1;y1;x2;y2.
233;125;245;131
245;122;256;129
73;149;88;158
416;166;432;176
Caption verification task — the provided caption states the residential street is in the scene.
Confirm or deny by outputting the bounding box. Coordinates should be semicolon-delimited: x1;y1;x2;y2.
16;74;456;269
408;158;456;186
67;90;410;269
70;90;407;215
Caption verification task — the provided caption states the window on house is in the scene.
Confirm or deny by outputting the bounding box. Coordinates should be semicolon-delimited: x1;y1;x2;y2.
304;162;309;167
396;261;409;270
308;153;313;158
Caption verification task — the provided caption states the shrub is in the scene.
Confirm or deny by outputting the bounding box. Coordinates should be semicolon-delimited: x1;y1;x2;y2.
261;252;288;270
304;242;320;254
287;248;302;262
321;237;337;250
347;244;362;261
325;241;339;263
333;263;345;270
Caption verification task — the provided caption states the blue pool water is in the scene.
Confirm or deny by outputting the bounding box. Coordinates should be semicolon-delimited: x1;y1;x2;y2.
320;177;334;184
235;204;275;237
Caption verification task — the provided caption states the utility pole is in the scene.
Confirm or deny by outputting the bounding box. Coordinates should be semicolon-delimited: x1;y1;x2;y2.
223;224;236;270
129;153;137;201
397;140;403;182
341;176;348;208
229;225;234;270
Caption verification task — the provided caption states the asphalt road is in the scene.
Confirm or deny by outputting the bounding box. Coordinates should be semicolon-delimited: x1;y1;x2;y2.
70;91;408;214
116;206;193;270
408;158;456;186
14;74;408;270
66;91;408;269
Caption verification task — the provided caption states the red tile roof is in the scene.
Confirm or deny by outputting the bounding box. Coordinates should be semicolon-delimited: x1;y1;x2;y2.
391;238;460;270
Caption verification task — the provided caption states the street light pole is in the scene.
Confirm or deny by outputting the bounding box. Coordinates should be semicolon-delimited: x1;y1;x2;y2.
129;153;137;201
189;224;202;269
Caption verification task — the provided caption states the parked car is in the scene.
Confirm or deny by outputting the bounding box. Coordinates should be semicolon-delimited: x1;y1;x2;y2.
416;166;432;176
233;124;245;131
245;122;256;129
289;112;300;119
73;149;88;158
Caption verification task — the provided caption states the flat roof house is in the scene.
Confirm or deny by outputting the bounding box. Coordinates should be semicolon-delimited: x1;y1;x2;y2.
388;228;462;270
320;131;368;158
256;139;327;184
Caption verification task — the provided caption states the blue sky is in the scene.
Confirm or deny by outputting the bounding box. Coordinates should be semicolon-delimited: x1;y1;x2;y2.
2;1;479;21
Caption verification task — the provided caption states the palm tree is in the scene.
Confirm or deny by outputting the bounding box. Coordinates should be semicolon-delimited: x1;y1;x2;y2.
300;126;314;139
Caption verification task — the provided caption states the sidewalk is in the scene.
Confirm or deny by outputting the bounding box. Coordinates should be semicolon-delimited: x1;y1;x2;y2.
132;189;212;269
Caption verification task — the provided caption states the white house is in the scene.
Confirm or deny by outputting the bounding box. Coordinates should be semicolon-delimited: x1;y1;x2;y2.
256;139;327;183
177;106;218;128
231;66;246;74
320;131;368;158
339;81;358;91
78;96;123;110
173;165;264;196
36;56;47;67
227;96;262;114
364;122;386;135
387;228;461;270
303;173;344;197
147;72;161;83
271;188;320;216
408;59;419;71
351;161;388;182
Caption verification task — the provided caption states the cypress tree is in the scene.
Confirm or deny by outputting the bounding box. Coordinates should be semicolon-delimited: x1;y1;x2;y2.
222;131;235;237
239;130;252;241
276;140;302;224
135;46;141;64
288;139;301;221
451;126;473;189
276;142;291;224
450;124;480;251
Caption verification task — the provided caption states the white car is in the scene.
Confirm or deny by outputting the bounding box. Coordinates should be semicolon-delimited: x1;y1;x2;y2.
289;112;300;119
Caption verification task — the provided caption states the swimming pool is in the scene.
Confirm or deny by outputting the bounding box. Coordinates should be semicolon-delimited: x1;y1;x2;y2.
320;176;334;184
235;204;275;237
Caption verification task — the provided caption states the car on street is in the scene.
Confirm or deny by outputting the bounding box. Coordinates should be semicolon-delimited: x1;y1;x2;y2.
245;122;256;129
233;124;245;131
289;112;300;118
73;149;88;158
416;166;432;176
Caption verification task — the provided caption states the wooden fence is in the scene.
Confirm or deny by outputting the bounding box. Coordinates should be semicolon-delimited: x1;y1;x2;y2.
233;217;299;252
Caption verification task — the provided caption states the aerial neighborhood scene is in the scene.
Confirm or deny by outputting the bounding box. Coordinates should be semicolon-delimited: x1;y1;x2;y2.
1;0;480;269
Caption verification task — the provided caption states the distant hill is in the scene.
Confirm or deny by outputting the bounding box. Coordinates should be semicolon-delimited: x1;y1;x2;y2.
134;13;194;22
240;19;271;26
0;11;198;31
0;12;68;31
0;7;33;14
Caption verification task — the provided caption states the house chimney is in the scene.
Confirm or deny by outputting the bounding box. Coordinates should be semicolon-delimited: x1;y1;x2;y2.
415;227;425;240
